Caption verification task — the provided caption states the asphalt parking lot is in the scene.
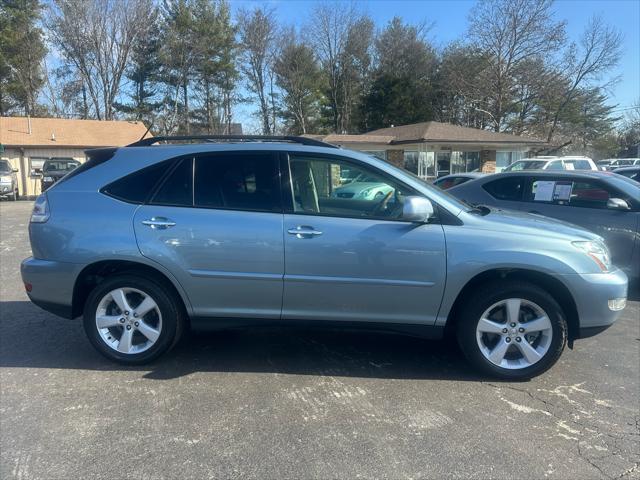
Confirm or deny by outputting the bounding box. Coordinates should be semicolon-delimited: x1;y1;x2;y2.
1;200;638;479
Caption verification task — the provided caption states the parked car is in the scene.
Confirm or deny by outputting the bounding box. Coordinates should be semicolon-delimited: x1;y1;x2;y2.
448;170;640;280
331;172;395;200
613;166;640;182
433;172;483;190
504;156;597;172
41;158;80;191
0;159;19;201
600;158;640;171
22;136;628;380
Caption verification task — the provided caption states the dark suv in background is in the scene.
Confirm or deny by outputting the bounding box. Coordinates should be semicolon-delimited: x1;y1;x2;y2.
41;158;80;191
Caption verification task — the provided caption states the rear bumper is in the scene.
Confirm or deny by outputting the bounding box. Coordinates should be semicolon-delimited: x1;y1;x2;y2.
559;268;628;339
21;257;83;319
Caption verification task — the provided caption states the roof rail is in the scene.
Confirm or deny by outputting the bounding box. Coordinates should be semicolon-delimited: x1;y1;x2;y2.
127;134;339;149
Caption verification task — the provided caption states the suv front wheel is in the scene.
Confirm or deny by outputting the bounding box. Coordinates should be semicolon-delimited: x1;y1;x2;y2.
83;274;184;364
457;281;567;380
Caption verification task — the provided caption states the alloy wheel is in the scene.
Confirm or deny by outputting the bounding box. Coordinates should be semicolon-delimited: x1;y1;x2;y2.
95;287;162;355
475;298;553;369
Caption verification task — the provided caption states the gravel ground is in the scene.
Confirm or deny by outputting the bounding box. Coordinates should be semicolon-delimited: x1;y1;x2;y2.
1;200;638;479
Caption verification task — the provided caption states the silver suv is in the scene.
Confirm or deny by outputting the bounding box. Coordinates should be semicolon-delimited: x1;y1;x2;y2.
0;159;19;201
21;136;628;379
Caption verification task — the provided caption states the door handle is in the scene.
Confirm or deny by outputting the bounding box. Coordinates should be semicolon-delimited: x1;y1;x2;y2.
287;226;323;238
142;217;176;229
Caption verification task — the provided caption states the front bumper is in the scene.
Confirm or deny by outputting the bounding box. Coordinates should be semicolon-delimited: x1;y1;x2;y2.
21;257;84;319
0;183;14;196
559;268;628;339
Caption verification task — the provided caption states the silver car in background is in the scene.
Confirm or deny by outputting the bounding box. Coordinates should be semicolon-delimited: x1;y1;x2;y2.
0;159;19;201
21;136;628;380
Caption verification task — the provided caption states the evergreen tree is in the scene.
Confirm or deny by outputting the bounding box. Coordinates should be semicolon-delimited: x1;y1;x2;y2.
114;9;162;124
0;0;47;116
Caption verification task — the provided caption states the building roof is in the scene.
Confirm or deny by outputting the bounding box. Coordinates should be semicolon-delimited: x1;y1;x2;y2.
365;121;545;145
0;116;151;148
321;133;395;145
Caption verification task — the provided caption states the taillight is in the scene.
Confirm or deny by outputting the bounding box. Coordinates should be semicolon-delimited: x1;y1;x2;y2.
30;194;50;223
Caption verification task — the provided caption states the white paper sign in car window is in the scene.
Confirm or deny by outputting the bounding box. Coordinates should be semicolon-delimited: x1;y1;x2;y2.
553;181;573;202
534;181;555;201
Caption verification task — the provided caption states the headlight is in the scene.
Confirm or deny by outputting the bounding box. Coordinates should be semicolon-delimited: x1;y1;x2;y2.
0;176;11;183
43;176;54;182
572;241;611;272
359;188;372;198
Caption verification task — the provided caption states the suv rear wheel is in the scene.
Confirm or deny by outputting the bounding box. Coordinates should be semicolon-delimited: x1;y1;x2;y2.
457;281;567;380
83;274;184;364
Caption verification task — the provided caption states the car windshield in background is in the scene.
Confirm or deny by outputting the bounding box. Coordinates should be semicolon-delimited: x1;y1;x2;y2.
504;160;547;171
44;159;79;172
0;161;12;174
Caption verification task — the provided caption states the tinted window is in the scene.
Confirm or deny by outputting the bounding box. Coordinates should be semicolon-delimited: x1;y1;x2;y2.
43;159;80;172
527;178;626;209
151;158;193;207
483;177;525;201
289;155;416;219
194;153;280;212
434;177;471;190
102;160;171;204
0;161;11;174
616;169;640;181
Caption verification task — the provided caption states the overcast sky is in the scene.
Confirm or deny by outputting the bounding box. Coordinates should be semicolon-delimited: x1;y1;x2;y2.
231;0;639;131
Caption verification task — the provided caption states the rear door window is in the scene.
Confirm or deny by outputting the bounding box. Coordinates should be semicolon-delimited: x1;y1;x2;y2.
482;177;525;201
150;158;193;207
194;153;281;212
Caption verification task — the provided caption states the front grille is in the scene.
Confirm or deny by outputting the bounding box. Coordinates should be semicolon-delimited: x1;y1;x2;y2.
336;192;355;199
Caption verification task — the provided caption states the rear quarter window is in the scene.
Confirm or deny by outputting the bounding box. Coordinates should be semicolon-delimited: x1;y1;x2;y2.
482;177;525;201
102;159;174;204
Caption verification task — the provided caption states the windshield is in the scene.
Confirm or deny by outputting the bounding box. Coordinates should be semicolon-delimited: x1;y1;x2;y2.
44;159;80;172
0;161;11;174
504;160;546;171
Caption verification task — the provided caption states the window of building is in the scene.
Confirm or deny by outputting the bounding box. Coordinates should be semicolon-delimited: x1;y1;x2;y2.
404;151;434;179
194;153;280;212
496;151;525;172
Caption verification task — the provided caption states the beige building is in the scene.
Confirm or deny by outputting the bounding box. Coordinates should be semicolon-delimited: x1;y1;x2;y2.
0;116;150;198
309;121;546;181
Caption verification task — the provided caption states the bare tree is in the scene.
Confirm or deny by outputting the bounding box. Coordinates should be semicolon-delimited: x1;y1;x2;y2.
467;0;566;131
309;2;372;133
47;0;153;120
238;6;277;135
545;15;622;142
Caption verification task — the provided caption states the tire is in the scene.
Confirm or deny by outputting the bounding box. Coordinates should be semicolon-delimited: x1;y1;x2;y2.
11;189;17;201
456;281;567;380
83;274;184;364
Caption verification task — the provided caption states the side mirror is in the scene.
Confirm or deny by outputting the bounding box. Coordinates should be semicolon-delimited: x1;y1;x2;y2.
12;168;18;173
607;198;630;210
402;196;434;223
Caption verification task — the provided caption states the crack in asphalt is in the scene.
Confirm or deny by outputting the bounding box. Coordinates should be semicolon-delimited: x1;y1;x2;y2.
484;382;640;479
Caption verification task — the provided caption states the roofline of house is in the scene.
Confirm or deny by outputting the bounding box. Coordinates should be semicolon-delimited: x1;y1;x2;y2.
2;144;120;149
